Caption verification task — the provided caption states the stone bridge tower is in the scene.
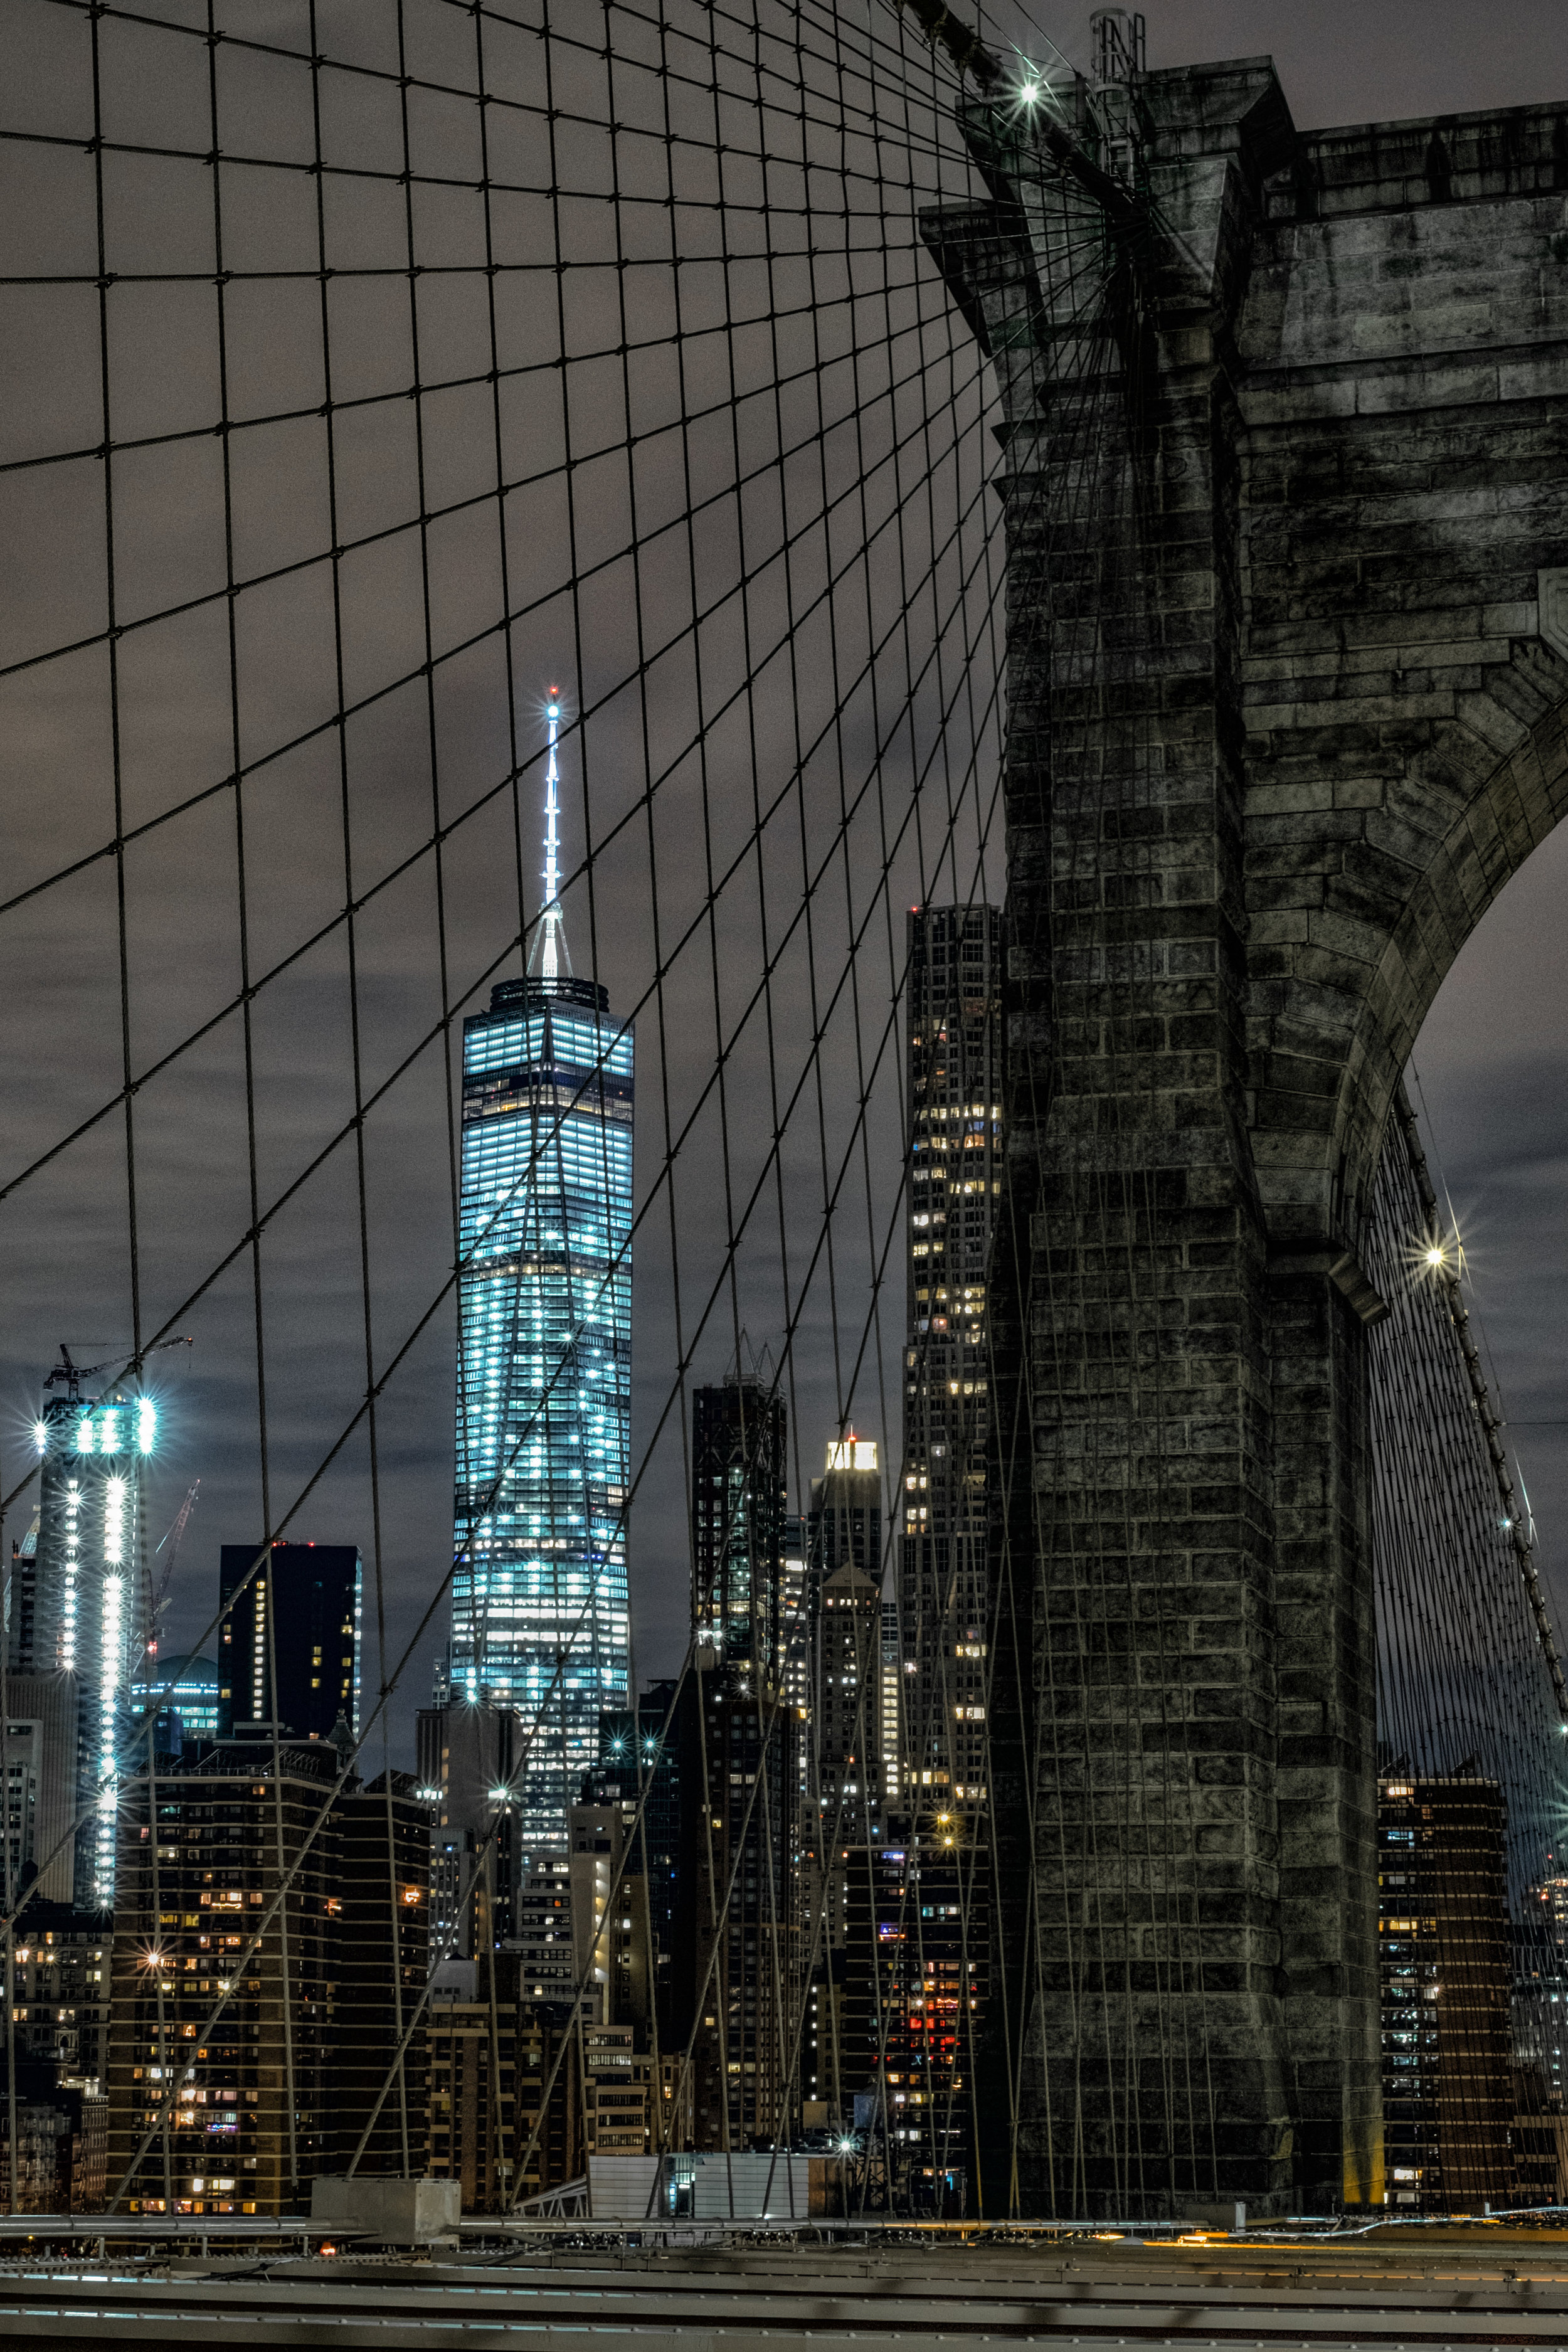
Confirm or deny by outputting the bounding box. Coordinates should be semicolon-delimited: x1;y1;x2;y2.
923;37;1568;2218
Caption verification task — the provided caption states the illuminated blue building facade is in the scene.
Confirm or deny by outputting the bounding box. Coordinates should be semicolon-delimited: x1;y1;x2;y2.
129;1653;221;1744
445;961;633;1862
445;708;633;1861
23;1378;157;1910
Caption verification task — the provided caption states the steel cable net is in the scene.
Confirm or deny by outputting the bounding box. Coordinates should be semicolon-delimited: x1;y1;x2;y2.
1365;1089;1568;2213
0;0;1083;2225
3;0;1559;2238
1367;1103;1564;1900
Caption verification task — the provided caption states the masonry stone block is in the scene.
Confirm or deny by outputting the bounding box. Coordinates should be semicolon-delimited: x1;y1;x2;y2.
924;56;1568;2222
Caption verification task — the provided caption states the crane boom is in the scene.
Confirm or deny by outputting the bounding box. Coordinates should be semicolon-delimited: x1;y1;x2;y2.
143;1479;199;1662
45;1334;193;1399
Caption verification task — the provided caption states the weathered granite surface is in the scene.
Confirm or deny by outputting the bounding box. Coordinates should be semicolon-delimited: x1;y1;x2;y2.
923;64;1568;2219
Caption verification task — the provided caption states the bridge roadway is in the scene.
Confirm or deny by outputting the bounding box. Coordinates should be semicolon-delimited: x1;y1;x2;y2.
3;2230;1568;2346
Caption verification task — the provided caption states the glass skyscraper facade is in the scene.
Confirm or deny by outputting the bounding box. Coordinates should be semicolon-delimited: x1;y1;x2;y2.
445;969;633;1862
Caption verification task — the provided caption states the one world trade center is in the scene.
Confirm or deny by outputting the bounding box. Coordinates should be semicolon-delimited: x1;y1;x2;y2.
443;694;632;1862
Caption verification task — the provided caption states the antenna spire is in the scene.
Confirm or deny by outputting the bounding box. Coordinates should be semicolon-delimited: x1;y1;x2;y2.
531;689;572;981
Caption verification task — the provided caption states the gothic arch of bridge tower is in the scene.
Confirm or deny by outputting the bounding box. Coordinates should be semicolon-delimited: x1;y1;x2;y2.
923;35;1568;2222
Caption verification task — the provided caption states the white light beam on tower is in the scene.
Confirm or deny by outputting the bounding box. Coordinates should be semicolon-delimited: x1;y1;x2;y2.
538;688;569;981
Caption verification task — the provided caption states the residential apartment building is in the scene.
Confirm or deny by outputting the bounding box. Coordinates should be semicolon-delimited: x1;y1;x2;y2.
106;1741;428;2216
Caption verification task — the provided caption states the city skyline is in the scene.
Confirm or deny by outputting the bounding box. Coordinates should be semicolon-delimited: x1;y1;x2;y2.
4;0;1568;2246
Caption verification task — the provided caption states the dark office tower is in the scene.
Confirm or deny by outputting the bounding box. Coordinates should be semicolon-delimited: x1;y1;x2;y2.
1379;1771;1512;2211
801;1438;884;1973
416;1701;522;1959
216;1542;361;1742
686;1664;796;2151
0;2070;106;2215
509;1794;653;2041
26;1367;161;1912
681;1373;795;2142
107;1739;341;2216
899;904;1002;1814
1;1895;113;2214
9;1902;112;2092
812;1559;886;1956
679;1382;798;2149
692;1373;788;1670
808;1436;882;1592
586;1687;681;2042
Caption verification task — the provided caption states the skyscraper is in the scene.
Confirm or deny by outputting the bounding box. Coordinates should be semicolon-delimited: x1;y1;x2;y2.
216;1542;361;1742
814;1553;886;1952
807;1442;886;1846
692;1372;788;1670
445;701;633;1863
808;1435;882;1591
682;1375;796;2149
801;1436;886;1976
23;1368;159;1910
899;904;1003;1811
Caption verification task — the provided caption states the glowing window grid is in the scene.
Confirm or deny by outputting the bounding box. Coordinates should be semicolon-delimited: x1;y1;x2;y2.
36;1395;154;1907
450;992;633;1858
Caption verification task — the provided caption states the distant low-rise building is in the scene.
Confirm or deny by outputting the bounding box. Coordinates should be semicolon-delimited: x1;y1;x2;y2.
1;1900;114;2210
3;1682;78;1907
128;1655;221;1749
10;1900;110;2089
0;2067;105;2213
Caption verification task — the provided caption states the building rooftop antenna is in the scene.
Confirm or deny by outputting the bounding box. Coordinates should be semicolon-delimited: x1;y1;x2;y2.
530;689;573;982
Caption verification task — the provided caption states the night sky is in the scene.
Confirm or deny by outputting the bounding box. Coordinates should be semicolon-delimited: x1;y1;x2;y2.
2;0;1565;1767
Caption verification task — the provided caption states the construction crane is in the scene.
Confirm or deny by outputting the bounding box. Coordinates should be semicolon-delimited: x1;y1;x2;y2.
143;1479;199;1666
44;1334;193;1401
40;1338;196;1668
